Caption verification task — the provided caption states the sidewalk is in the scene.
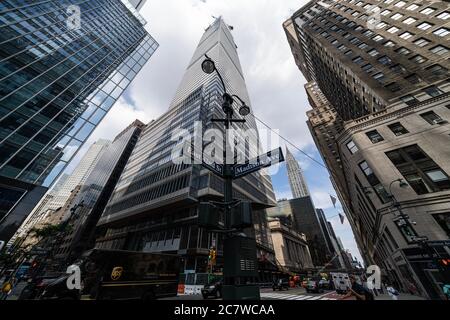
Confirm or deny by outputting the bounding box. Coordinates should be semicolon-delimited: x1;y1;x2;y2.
374;293;426;300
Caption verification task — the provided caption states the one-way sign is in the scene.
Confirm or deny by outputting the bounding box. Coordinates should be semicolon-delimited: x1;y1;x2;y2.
233;147;284;178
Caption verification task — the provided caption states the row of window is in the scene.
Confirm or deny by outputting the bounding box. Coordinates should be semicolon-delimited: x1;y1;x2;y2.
353;141;450;198
347;108;447;147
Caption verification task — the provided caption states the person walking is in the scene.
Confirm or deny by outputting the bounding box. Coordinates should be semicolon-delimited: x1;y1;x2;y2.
386;284;399;300
342;275;374;300
442;283;450;300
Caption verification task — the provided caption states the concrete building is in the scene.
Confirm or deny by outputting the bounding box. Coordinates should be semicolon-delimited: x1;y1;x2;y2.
268;218;314;273
0;0;158;245
286;148;310;198
95;17;278;291
284;0;450;299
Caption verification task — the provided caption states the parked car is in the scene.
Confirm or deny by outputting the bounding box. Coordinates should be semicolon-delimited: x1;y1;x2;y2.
272;278;289;291
319;279;330;290
306;279;324;293
201;279;222;299
39;275;79;300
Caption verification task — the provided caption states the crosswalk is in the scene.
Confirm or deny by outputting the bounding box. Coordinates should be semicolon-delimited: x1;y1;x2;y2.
260;292;336;301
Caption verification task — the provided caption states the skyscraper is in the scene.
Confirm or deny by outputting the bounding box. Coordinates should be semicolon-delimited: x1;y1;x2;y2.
266;198;333;267
0;0;158;244
285;0;450;299
12;140;110;247
96;17;277;288
54;120;144;263
285;147;310;198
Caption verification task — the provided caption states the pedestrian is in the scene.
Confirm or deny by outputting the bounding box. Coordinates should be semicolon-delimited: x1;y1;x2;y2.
386;284;399;300
342;275;374;300
442;283;450;300
1;277;12;300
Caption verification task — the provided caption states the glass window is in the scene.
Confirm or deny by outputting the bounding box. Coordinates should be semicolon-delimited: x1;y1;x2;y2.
394;1;406;7
406;4;420;11
385;82;402;92
384;40;396;47
430;45;449;55
373;72;386;83
346;140;359;154
395;47;411;55
378;55;392;65
420;7;435;15
404;74;422;84
353;56;364;65
409;54;427;64
391;13;404;20
426;170;449;183
436;11;450;20
60;139;82;162
388;122;409;136
387;26;399;33
423;86;444;97
386;144;450;194
402;17;417;25
399;32;414;40
390;64;406;74
75;122;95;141
372;35;384;42
366;130;384;143
426;64;448;76
433;28;450;37
420;111;445;124
413;38;430;47
417;22;433;30
368;49;379;56
400;95;418;105
432;213;450;238
381;10;391;16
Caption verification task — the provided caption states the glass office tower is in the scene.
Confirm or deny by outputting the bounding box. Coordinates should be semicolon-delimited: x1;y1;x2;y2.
0;0;158;245
96;17;277;288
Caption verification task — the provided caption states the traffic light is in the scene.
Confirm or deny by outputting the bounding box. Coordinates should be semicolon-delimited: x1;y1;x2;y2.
438;258;450;267
208;247;216;264
198;202;222;229
230;201;252;229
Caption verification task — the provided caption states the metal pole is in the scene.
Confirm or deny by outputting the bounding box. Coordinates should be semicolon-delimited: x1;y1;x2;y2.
223;93;235;289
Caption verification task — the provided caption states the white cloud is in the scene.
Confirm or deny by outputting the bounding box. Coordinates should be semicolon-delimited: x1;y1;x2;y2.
60;0;363;263
311;190;336;210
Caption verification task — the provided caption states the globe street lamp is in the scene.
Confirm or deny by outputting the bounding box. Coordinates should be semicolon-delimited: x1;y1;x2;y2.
202;54;251;117
201;54;258;300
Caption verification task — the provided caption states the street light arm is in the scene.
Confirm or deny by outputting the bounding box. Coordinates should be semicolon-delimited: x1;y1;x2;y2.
204;54;227;94
231;94;246;106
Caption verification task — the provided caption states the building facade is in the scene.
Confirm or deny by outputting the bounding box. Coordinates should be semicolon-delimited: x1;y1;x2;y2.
54;120;144;263
0;0;158;245
268;217;314;274
11;140;110;247
285;0;450;299
285;148;310;198
266;197;334;267
95;17;278;291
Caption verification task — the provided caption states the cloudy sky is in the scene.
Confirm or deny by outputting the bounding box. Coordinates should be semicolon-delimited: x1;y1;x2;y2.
64;0;363;263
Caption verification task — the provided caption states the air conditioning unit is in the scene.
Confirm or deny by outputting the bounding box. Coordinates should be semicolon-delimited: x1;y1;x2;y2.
432;118;447;125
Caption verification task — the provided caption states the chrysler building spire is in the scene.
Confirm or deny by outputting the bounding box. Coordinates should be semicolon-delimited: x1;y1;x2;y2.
286;147;310;198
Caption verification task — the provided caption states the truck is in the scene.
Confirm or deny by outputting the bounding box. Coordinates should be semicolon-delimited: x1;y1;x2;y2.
330;272;351;294
40;249;181;300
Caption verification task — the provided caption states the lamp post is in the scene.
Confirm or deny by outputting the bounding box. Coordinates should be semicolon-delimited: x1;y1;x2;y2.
201;54;258;299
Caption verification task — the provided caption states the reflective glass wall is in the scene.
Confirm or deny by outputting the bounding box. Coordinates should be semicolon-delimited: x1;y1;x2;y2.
0;0;158;188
